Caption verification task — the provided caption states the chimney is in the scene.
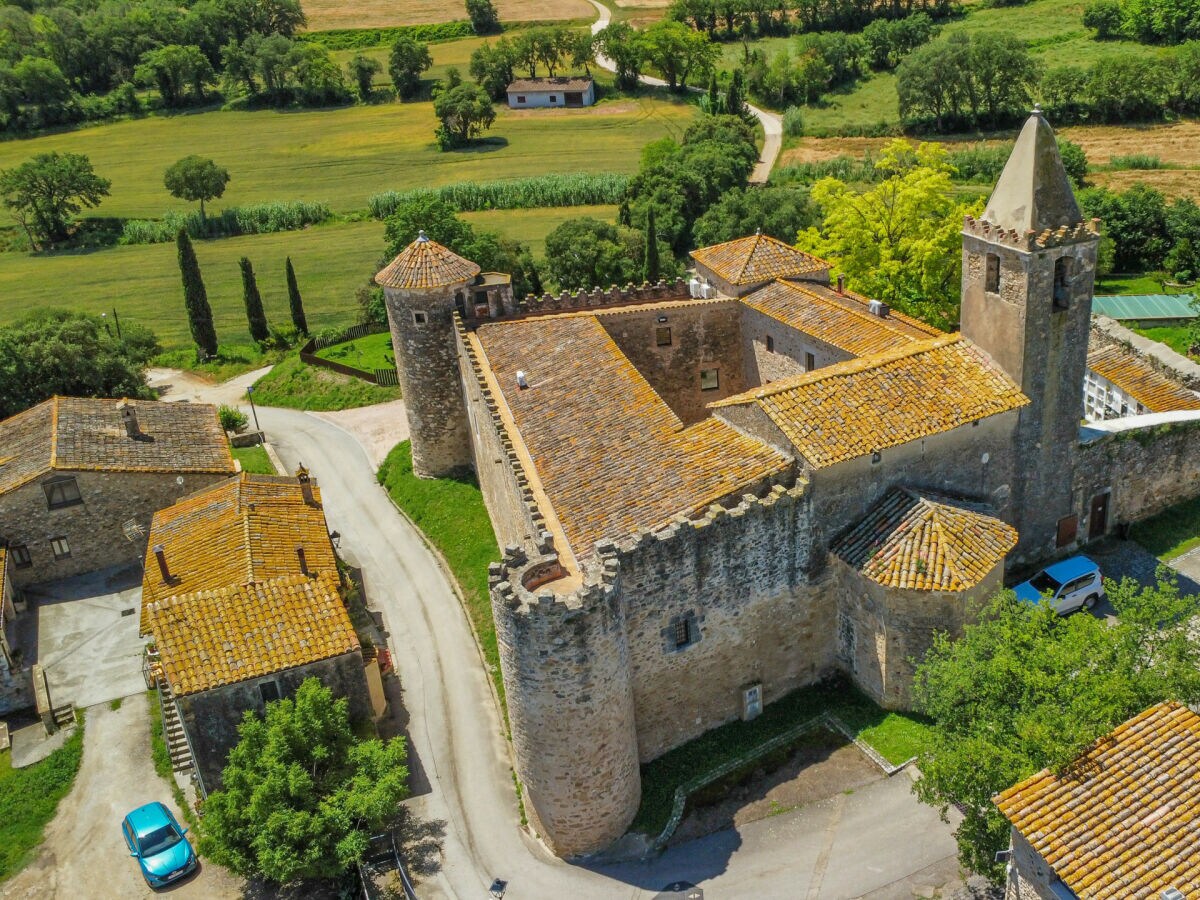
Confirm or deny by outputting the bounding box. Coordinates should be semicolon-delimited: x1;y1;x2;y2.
153;544;172;583
836;274;845;294
296;464;316;506
118;400;140;438
296;545;310;577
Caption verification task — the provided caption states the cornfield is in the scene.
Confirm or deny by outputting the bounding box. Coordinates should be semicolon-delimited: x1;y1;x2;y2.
120;201;333;245
368;173;631;219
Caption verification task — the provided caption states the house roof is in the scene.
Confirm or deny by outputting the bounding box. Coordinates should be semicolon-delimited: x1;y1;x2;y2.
711;334;1030;469
742;279;942;358
473;306;791;558
375;231;480;290
0;396;235;495
1087;342;1200;413
691;234;829;287
982;110;1083;234
507;76;593;93
994;701;1200;900
1092;294;1196;321
146;574;359;696
832;488;1017;591
140;472;337;634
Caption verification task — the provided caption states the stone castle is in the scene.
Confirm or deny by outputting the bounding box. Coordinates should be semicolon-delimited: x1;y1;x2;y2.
376;112;1200;857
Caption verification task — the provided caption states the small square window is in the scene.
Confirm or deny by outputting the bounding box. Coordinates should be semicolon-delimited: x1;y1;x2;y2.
412;311;427;325
43;476;82;510
516;95;526;103
765;335;774;352
985;253;1000;293
10;544;31;568
673;618;691;649
805;352;816;371
549;95;557;103
50;536;70;560
700;369;719;391
259;681;281;704
655;326;672;347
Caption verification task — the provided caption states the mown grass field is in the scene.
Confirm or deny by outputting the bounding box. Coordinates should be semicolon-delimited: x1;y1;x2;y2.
461;203;619;252
315;330;395;370
301;0;593;31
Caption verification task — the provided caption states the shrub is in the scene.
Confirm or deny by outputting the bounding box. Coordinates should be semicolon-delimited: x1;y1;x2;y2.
1083;0;1124;38
782;106;805;137
368;173;631;217
120;201;332;244
218;404;249;433
1110;153;1164;169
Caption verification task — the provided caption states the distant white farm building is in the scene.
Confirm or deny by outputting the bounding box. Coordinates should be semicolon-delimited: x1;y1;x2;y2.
506;77;595;109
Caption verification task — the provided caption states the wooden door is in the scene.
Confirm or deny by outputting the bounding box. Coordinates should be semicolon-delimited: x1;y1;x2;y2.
1089;492;1109;541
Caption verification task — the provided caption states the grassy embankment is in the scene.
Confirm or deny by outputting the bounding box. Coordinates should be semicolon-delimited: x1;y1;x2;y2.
232;444;278;474
249;353;402;410
0;721;85;882
314;330;395;371
1132;497;1200;561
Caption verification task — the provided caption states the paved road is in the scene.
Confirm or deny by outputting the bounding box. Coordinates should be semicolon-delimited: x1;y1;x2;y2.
587;0;783;183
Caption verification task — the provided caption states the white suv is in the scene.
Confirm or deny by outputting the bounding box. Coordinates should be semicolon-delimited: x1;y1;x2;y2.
1013;556;1105;614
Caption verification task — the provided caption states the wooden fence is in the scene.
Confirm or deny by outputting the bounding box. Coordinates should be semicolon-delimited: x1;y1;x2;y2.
299;323;398;387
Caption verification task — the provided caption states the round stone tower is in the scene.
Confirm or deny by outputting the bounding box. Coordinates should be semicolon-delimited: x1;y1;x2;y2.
376;231;478;478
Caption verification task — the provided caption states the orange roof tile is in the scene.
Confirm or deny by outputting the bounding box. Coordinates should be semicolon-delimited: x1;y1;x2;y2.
995;702;1200;900
1087;343;1200;414
712;334;1029;469
375;231;481;289
0;397;234;495
832;488;1017;591
742;279;942;358
691;233;829;286
146;574;359;696
140;473;337;634
474;312;790;558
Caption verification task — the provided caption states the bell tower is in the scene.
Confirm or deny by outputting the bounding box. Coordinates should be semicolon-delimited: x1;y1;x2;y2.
960;108;1101;563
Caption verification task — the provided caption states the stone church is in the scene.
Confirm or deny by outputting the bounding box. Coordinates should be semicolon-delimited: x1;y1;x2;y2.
376;112;1200;857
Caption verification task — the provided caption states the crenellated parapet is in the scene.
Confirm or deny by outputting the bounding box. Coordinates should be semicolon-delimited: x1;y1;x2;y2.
514;278;691;316
962;215;1101;252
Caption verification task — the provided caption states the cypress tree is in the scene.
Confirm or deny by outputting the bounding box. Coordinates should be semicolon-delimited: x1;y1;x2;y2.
707;76;721;115
239;257;270;343
643;206;660;284
285;256;308;335
726;70;745;118
176;229;218;360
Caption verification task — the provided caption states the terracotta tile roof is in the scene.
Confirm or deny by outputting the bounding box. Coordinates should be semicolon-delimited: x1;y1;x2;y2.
691;234;829;286
507;76;593;93
742;279;942;358
712;334;1029;469
0;397;234;495
146;574;359;696
140;473;337;634
475;312;790;558
1087;342;1200;413
995;701;1200;900
375;232;480;289
832;488;1016;591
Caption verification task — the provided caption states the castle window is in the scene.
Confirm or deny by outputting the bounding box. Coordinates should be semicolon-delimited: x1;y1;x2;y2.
43;476;82;510
805;352;816;371
412;311;427;325
455;292;466;317
1053;257;1072;310
700;369;719;391
50;536;70;560
985;253;1000;293
664;610;701;652
10;543;31;568
259;680;281;704
765;335;774;352
656;326;672;347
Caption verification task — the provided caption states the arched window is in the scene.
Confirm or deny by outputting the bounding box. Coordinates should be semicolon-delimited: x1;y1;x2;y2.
985;253;1000;294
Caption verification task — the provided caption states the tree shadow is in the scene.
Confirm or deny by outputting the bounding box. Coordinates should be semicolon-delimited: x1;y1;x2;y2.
452;136;510;154
394;804;446;878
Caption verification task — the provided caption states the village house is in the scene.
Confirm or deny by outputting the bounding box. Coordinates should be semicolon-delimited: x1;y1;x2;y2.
0;396;235;588
141;471;381;794
994;701;1199;900
506;76;595;109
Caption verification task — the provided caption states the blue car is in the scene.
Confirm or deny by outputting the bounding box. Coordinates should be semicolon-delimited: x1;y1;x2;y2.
1013;555;1105;615
120;802;198;888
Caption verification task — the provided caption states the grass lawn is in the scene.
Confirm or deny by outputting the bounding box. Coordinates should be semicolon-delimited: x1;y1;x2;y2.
0;723;85;882
250;352;401;409
1094;273;1184;295
315;330;395;371
377;441;504;708
1131;495;1200;560
232;444;278;474
1131;324;1196;357
631;677;933;838
153;342;291;381
461;204;620;254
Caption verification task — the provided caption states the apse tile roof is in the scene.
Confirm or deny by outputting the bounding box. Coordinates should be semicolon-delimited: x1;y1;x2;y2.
832;488;1017;591
375;232;480;289
474;312;790;557
140;473;337;634
691;233;829;286
1087;343;1200;413
994;701;1200;900
146;574;359;697
742;279;942;358
711;334;1029;469
0;397;234;494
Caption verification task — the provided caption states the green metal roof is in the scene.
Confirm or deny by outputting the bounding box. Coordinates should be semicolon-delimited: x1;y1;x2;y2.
1093;294;1197;320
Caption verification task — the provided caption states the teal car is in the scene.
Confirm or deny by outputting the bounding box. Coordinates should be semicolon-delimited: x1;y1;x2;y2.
120;802;197;888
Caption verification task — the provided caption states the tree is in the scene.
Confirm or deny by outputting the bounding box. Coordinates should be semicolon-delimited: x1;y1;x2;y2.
643;206;660;283
239;256;269;342
163;155;230;227
543;217;640;291
469;38;516;101
11;56;73;124
432;81;495;148
134;44;213;107
1058;138;1089;188
285;256;307;334
1083;0;1124;38
639;20;718;90
0;151;111;249
347;53;381;101
797;140;978;328
595;22;644;91
465;0;500;35
913;575;1200;880
692;185;817;247
388;34;431;100
0;309;158;418
176;229;219;360
200;678;410;883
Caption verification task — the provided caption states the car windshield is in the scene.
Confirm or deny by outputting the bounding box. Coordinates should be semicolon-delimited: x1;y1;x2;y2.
137;823;182;857
1029;571;1062;594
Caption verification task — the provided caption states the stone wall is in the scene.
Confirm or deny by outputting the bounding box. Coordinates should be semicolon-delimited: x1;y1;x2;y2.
0;560;32;713
516;280;690;315
0;469;231;589
180;651;371;794
1003;829;1061;900
740;304;850;386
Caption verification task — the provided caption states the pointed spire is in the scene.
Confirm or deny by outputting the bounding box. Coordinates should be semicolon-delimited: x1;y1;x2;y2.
981;108;1082;234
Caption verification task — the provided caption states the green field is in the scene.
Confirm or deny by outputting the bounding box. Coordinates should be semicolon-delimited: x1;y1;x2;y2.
462;203;620;253
315;330;395;370
232;444;278;474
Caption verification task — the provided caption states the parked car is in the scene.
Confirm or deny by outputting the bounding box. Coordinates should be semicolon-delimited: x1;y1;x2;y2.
1013;556;1105;614
120;801;197;888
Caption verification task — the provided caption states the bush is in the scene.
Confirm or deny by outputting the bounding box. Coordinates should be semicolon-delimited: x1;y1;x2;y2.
120;201;332;244
219;404;249;433
1111;153;1164;169
782;106;805;137
368;173;631;217
1083;0;1125;38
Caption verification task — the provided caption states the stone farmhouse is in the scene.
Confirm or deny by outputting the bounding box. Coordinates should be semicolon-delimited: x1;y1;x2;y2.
506;76;595;108
141;470;379;794
0;396;235;588
995;701;1198;899
375;111;1200;857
